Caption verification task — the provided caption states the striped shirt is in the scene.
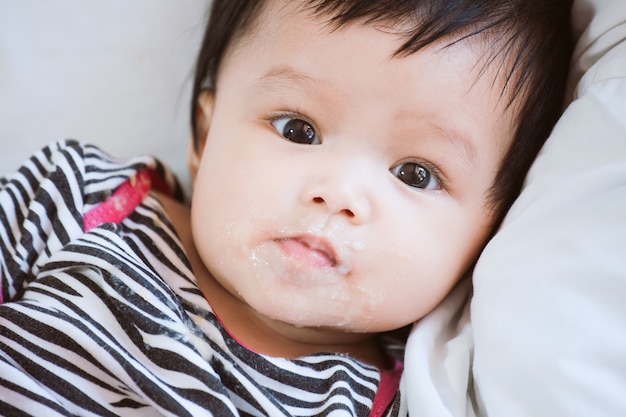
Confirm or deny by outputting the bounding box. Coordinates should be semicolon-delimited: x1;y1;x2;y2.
0;140;406;417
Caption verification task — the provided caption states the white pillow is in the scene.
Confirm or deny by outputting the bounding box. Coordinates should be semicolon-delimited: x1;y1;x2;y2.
403;0;626;415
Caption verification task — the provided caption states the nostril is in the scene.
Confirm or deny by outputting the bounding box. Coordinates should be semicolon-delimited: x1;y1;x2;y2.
341;209;355;218
310;196;356;219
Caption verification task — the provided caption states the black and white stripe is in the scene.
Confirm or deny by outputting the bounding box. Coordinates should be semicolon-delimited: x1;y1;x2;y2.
0;140;405;416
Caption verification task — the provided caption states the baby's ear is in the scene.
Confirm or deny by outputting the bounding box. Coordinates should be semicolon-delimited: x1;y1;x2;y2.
188;90;215;184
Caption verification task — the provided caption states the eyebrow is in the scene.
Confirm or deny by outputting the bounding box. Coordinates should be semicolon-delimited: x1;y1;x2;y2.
390;107;480;167
257;65;479;166
430;122;479;167
257;65;319;92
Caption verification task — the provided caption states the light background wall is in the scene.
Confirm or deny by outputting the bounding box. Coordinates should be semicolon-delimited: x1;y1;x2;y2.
0;1;211;188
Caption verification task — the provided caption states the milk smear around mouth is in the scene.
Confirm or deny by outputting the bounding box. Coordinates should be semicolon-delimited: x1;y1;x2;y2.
248;215;365;284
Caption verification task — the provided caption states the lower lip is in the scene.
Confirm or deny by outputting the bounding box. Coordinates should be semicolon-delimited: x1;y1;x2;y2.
277;238;336;269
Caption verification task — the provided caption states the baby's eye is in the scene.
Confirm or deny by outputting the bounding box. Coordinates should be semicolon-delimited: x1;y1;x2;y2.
390;162;440;190
271;117;320;145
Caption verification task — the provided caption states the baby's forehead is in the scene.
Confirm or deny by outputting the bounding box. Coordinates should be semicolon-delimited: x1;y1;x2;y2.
239;1;523;121
254;0;525;97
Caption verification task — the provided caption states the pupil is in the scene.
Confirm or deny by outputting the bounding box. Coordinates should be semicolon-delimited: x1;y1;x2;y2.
284;119;315;144
399;163;429;187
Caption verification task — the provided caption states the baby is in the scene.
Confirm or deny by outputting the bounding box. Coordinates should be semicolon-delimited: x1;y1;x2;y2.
0;0;572;416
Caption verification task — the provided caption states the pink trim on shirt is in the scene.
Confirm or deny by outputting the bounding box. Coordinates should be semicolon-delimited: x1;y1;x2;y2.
83;169;153;232
369;359;403;417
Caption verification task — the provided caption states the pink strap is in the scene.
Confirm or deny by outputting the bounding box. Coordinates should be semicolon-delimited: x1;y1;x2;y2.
83;169;153;232
370;359;403;417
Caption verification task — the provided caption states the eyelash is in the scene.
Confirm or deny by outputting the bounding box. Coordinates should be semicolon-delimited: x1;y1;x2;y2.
266;111;318;133
426;163;447;190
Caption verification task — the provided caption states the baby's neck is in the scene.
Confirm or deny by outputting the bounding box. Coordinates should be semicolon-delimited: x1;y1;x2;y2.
156;192;390;369
206;285;390;368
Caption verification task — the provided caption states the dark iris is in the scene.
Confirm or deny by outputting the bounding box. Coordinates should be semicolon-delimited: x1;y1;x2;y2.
281;118;317;144
396;163;431;188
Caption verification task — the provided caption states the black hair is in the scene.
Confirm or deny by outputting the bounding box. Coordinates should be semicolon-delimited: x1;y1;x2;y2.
191;0;573;228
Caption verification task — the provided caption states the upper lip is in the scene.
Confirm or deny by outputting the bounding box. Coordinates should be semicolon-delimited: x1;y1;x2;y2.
281;234;339;268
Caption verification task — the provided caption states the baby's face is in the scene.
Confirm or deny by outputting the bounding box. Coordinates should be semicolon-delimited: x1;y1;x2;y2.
191;0;516;334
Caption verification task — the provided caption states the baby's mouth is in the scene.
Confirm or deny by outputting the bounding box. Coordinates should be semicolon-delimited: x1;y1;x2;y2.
276;235;339;269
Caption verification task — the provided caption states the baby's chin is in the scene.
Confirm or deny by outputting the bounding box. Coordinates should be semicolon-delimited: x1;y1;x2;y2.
245;294;386;336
